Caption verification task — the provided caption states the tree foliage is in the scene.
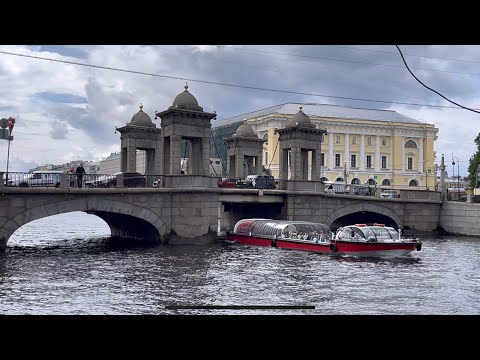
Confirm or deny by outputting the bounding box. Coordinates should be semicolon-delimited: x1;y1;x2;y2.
468;133;480;188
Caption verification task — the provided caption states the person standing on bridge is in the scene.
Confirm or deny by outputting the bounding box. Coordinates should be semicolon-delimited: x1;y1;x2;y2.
76;163;86;188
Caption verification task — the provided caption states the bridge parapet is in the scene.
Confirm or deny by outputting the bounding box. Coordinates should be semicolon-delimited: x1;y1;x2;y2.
164;175;218;188
277;179;325;192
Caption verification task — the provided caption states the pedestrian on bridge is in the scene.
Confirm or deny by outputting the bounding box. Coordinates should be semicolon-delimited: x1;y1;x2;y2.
76;163;86;188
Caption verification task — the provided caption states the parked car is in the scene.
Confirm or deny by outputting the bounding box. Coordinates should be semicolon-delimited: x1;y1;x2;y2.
353;185;372;196
10;171;63;188
238;174;276;189
381;189;399;198
217;177;240;188
87;172;146;188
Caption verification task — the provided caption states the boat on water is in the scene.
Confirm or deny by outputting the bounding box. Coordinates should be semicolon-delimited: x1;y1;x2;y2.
226;219;422;257
226;218;332;253
332;223;422;257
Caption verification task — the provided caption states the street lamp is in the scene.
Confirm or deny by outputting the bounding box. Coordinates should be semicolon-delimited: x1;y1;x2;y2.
344;160;349;190
452;155;459;199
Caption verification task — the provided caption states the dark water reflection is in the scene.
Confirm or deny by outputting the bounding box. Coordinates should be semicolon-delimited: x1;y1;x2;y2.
1;212;479;314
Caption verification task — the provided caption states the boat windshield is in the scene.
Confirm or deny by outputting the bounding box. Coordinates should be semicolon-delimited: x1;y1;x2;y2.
351;226;399;241
233;219;332;239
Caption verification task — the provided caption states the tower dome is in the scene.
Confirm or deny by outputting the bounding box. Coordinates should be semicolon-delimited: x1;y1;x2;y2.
235;120;257;138
171;83;203;111
129;103;155;127
286;105;316;128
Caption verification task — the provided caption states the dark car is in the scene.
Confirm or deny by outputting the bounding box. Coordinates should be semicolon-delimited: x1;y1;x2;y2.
353;185;372;196
238;174;276;189
87;172;146;188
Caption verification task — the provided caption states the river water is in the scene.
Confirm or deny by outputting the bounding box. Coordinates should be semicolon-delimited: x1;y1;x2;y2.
0;212;479;315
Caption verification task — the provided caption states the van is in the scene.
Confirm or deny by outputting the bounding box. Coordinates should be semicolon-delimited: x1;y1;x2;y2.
12;170;63;188
325;182;350;194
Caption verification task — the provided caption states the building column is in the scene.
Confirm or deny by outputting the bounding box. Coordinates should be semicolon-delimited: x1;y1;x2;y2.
375;135;380;171
329;133;334;171
236;154;245;179
170;135;182;175
127;146;136;172
312;149;321;181
360;134;365;171
344;133;350;169
418;137;424;173
402;137;405;172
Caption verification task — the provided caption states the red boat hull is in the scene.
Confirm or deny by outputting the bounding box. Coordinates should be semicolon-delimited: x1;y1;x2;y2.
226;233;421;257
332;240;421;257
226;234;331;253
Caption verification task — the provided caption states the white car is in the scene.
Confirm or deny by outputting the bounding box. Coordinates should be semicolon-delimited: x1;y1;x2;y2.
381;190;399;198
11;171;63;188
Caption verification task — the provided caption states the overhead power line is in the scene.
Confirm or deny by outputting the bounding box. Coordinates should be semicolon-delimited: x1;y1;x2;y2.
327;45;480;65
222;46;480;77
0;49;477;111
395;45;480;115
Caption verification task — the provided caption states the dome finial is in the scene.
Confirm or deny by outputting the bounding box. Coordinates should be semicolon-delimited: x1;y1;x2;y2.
139;103;143;111
299;105;303;111
184;82;189;91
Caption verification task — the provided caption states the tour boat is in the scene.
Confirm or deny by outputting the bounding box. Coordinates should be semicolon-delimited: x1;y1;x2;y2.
226;218;332;253
226;219;422;257
331;223;422;257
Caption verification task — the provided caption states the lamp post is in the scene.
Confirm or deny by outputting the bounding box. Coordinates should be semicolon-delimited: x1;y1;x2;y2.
452;155;459;199
344;160;349;192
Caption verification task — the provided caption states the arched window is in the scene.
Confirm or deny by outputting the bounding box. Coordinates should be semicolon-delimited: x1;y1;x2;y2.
409;179;419;186
382;179;391;186
351;177;361;185
320;177;329;182
367;179;377;185
335;177;344;182
405;140;417;148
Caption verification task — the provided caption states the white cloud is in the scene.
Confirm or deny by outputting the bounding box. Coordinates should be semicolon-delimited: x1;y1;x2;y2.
1;44;480;176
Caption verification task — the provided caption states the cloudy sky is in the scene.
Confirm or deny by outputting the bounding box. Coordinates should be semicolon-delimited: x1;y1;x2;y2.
0;45;478;177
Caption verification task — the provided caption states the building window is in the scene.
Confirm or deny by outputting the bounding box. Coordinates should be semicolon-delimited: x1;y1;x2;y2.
382;138;387;146
405;140;417;148
366;155;372;168
382;179;391;186
352;136;356;145
335;154;341;167
265;152;268;166
382;156;387;169
367;137;372;145
351;154;356;168
321;134;325;142
321;153;325;166
408;157;413;170
336;135;341;144
409;179;419;186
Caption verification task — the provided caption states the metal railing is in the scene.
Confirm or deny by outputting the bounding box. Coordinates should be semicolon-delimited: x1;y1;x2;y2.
0;172;167;189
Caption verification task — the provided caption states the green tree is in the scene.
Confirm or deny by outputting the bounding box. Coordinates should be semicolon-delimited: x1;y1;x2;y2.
467;133;480;188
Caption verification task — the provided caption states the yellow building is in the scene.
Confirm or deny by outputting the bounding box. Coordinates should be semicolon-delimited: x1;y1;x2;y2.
212;103;439;190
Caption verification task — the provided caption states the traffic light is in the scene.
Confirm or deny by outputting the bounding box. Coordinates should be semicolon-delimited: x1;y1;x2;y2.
7;117;14;134
0;117;14;140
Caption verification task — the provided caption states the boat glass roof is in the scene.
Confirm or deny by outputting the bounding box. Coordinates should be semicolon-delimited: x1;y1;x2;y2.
233;219;332;238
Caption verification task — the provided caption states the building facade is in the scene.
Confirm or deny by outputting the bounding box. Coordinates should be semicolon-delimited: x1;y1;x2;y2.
211;103;439;190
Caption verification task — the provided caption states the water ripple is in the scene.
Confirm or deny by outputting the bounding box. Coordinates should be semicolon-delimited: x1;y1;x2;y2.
0;212;479;314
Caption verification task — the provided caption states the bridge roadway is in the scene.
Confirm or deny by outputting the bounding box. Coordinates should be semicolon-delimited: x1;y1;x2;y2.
0;184;444;251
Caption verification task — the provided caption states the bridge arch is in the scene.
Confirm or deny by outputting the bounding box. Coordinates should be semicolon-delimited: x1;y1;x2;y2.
325;202;402;229
1;198;168;248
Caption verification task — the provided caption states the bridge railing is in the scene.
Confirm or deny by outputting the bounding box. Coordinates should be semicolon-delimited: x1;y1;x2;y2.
0;172;167;189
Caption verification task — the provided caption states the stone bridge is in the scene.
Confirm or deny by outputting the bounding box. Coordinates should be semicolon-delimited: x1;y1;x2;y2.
0;185;443;251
